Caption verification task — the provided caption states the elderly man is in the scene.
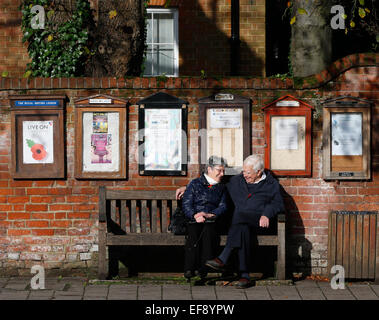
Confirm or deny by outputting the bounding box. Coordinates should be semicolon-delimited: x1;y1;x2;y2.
177;154;284;288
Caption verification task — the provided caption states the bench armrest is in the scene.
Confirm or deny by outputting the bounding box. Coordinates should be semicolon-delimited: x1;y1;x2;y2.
277;212;286;223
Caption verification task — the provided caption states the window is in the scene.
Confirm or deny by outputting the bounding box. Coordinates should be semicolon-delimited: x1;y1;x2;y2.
144;8;179;77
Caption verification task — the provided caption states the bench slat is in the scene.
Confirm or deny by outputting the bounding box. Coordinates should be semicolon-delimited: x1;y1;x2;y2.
111;200;116;222
151;200;158;233
131;200;137;233
107;234;279;246
162;200;168;233
106;190;176;200
120;200;127;232
141;200;147;233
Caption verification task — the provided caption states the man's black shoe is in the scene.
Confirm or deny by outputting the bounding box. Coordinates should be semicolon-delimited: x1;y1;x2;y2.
205;258;225;271
184;270;194;279
235;278;251;289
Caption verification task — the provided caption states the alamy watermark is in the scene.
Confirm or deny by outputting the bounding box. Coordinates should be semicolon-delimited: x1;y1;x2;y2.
31;5;45;30
330;265;345;290
330;5;346;30
30;265;45;290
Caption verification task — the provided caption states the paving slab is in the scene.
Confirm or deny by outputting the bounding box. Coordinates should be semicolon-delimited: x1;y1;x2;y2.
294;280;320;287
108;284;138;300
245;286;271;300
191;286;217;300
28;290;54;300
53;293;83;300
296;287;326;300
370;285;379;297
0;289;30;300
83;285;109;299
0;278;9;288
267;286;301;300
138;285;162;300
162;284;192;300
4;278;30;291
347;285;379;300
215;286;247;300
318;286;356;300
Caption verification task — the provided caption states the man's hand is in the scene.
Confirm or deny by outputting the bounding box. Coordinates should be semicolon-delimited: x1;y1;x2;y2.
176;186;186;200
259;216;269;228
194;212;206;223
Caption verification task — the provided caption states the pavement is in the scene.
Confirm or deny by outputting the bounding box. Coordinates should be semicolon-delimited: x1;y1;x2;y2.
0;276;379;300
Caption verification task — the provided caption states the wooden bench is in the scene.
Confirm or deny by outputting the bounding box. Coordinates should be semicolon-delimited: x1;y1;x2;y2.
98;187;286;280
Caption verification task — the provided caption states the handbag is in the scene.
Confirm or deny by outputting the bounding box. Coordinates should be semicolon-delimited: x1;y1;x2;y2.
168;204;188;235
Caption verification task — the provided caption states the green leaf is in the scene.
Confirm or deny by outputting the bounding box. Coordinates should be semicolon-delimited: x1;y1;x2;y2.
359;0;364;5
26;139;35;148
1;71;8;77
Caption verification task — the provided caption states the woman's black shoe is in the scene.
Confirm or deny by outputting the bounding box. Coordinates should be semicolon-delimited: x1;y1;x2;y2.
184;270;194;280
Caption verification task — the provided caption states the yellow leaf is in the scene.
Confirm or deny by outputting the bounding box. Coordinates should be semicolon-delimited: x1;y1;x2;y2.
345;28;348;35
23;70;32;78
1;71;9;77
342;14;347;19
47;34;53;42
364;8;370;13
290;16;296;25
298;8;308;15
350;21;355;28
358;7;366;18
109;10;117;19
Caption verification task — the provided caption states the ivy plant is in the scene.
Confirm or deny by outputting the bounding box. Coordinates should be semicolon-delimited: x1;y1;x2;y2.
21;0;92;78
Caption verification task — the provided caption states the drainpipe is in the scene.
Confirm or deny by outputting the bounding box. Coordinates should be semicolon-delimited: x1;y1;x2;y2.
230;0;240;76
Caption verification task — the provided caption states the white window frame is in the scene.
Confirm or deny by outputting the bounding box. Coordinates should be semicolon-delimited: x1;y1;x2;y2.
145;8;179;77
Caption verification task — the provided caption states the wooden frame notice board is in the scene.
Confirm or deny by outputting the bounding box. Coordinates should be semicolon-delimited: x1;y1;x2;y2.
137;92;188;176
9;95;66;179
198;93;251;175
262;95;313;176
322;96;372;180
74;94;128;179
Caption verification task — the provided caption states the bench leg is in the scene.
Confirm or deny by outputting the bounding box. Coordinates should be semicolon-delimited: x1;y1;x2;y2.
98;222;107;280
276;222;286;280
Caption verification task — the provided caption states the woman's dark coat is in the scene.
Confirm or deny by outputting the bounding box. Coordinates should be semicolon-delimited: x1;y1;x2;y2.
182;174;227;222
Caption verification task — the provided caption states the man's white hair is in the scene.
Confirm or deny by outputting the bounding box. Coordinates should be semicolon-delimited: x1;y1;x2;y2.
243;154;264;171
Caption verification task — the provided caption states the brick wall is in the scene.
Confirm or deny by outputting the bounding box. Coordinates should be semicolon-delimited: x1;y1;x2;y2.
0;0;266;78
0;53;378;277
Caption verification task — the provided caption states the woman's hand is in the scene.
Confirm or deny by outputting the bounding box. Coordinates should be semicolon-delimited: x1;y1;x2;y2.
194;212;206;223
176;186;186;200
259;215;269;228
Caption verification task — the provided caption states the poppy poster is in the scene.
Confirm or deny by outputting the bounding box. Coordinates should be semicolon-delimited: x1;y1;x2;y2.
22;121;54;164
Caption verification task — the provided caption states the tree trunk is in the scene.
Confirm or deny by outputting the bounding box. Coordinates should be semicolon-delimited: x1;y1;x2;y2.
290;0;332;77
85;0;146;77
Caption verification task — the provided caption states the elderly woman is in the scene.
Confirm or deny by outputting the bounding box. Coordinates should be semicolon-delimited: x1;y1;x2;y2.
177;154;284;288
182;156;228;281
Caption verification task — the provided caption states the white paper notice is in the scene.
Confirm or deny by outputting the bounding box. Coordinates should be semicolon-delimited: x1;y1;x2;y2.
144;109;182;171
331;113;362;156
275;118;298;150
210;109;241;128
23;121;54;164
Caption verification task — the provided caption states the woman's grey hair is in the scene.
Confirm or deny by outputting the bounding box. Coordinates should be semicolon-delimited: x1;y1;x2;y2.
204;156;227;173
243;154;264;172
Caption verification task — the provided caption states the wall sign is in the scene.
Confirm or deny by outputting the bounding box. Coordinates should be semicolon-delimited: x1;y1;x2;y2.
137;92;188;176
322;96;372;180
198;93;251;175
9;95;66;179
262;95;313;177
74;94;128;179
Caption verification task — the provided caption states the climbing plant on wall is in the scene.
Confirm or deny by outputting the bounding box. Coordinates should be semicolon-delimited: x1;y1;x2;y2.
21;0;92;78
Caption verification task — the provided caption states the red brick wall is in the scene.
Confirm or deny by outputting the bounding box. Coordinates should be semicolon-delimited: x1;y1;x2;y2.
0;53;378;277
0;0;30;78
0;0;266;78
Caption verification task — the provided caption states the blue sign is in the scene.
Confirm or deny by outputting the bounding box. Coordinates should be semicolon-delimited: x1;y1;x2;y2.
15;100;60;107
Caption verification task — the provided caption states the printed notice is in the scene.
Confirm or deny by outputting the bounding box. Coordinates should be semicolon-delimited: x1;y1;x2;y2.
275;118;298;150
210;109;241;129
23;121;54;164
144;109;182;171
331;113;362;156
